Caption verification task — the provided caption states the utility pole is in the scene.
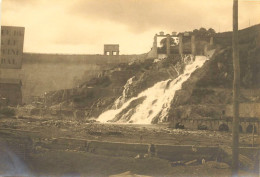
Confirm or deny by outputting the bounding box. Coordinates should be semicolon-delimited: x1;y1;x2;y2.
0;0;1;69
232;0;240;176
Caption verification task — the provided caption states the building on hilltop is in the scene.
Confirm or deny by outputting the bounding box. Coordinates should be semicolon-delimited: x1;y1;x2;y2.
0;26;25;106
104;44;119;55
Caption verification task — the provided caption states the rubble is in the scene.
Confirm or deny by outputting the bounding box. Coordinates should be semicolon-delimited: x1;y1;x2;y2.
205;161;230;169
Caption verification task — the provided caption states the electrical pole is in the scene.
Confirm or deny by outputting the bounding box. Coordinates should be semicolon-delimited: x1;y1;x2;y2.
232;0;240;176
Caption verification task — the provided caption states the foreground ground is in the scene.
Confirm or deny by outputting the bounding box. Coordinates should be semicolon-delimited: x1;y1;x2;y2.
0;116;258;146
0;116;259;176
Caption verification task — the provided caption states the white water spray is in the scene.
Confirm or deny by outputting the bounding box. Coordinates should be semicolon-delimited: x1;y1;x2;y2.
113;76;135;109
97;56;208;124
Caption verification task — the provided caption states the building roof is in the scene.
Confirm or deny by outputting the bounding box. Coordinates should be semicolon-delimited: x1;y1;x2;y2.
104;44;119;46
0;78;22;85
1;25;25;29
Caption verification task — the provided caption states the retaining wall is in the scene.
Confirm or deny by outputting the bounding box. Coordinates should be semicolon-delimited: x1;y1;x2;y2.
1;130;259;172
174;118;260;134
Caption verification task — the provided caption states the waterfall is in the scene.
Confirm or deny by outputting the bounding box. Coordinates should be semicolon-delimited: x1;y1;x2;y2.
113;76;135;109
97;56;208;124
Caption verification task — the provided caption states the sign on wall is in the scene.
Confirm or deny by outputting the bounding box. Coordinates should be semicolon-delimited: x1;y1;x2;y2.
1;26;25;69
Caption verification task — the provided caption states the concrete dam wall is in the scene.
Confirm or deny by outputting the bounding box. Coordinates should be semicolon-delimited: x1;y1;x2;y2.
21;53;148;103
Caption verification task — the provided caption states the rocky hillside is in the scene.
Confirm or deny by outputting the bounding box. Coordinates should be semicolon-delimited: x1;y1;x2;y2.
44;55;185;118
24;24;260;122
168;24;260;121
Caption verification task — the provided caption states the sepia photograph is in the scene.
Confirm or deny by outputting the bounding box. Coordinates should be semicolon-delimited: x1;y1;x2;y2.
0;0;259;176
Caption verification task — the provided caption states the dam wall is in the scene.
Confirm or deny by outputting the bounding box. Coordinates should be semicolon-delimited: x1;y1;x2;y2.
22;53;147;65
21;53;148;103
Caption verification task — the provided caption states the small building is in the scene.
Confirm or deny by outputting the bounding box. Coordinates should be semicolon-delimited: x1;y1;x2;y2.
0;78;22;106
1;26;24;105
104;44;119;56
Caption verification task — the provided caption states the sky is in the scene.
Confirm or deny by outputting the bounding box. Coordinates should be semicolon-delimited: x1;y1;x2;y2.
1;0;260;54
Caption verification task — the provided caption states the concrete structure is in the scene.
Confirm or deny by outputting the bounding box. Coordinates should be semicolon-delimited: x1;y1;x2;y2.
104;44;119;55
0;26;24;106
174;118;260;134
0;26;149;104
191;35;196;55
210;36;214;46
153;35;158;58
178;34;183;56
0;26;217;104
0;78;22;106
166;34;171;56
2;130;258;173
1;26;24;69
149;32;179;58
148;31;214;59
0;133;224;163
21;53;147;103
147;35;158;59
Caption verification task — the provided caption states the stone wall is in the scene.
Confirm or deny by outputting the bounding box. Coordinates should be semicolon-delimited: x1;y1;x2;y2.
172;118;260;134
1;130;259;172
33;137;222;162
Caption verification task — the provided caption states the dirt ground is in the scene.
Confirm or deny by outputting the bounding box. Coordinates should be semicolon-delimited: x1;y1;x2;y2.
0;116;259;177
26;150;258;177
0;116;258;147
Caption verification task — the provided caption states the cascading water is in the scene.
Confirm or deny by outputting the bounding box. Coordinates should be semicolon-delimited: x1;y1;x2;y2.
113;76;135;109
97;56;208;124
